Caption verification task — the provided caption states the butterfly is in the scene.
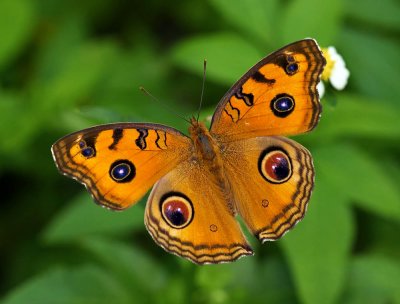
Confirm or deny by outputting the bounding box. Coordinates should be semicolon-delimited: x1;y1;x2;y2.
52;39;326;264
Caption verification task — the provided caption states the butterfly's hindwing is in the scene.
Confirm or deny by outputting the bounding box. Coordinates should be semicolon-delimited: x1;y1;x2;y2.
223;136;314;241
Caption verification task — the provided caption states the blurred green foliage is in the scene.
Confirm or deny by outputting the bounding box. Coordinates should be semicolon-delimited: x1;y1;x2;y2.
0;0;399;303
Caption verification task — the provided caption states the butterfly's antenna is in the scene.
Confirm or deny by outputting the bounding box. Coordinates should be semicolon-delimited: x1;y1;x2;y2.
196;59;207;122
139;86;191;124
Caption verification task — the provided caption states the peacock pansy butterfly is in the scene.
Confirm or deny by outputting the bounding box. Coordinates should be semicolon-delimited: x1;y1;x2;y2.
52;39;326;264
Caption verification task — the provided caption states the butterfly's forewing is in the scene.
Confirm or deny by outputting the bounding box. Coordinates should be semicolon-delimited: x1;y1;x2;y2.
52;123;191;210
145;158;253;264
210;39;325;139
223;136;314;241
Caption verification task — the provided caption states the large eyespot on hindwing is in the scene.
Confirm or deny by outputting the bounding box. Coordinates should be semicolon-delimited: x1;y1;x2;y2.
109;160;136;183
270;93;295;118
160;192;194;229
258;148;292;184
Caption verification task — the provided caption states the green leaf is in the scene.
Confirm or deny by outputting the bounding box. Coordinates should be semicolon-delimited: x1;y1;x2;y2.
0;91;35;153
281;0;343;45
81;238;194;304
281;177;354;304
345;0;400;31
1;265;130;304
307;94;400;141
170;32;262;86
35;18;87;83
195;264;233;290
188;257;296;303
208;0;279;45
315;144;400;222
42;193;145;243
229;257;297;303
34;40;119;112
339;30;400;103
342;255;400;304
0;0;35;71
81;238;166;296
91;46;182;123
1;40;120;154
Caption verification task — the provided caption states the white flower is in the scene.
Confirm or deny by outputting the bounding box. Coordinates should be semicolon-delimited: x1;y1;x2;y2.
318;46;350;98
317;81;325;98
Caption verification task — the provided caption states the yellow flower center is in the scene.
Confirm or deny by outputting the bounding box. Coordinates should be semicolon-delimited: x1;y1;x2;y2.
321;48;334;81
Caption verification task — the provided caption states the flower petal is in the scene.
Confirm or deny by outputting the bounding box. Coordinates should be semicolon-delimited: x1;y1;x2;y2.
317;82;325;98
330;64;350;90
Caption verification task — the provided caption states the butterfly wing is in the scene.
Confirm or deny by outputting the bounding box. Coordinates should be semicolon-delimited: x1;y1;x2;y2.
222;136;314;241
210;39;325;139
144;160;254;264
51;123;192;210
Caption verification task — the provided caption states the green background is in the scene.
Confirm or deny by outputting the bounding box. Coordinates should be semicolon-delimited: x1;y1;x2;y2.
0;0;399;303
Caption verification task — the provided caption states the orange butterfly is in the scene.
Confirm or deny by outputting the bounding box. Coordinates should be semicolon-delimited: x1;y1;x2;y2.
52;39;325;264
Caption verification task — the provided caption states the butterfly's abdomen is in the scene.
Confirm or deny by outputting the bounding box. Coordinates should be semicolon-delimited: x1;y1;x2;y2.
197;133;217;161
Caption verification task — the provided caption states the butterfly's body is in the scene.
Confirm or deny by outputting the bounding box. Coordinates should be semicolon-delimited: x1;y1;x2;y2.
189;119;233;209
190;119;220;165
52;39;326;264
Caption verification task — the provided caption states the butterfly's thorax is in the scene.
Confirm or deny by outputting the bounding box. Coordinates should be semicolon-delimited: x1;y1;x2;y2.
188;119;222;168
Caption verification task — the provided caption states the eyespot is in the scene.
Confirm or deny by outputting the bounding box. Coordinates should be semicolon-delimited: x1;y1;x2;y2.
285;55;298;75
258;148;292;184
286;63;298;74
160;193;194;229
81;147;94;158
262;199;269;208
270;94;295;118
287;55;295;62
78;140;86;148
109;160;135;183
210;224;218;232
